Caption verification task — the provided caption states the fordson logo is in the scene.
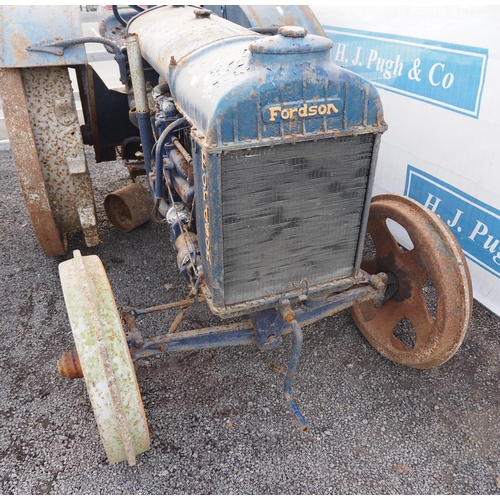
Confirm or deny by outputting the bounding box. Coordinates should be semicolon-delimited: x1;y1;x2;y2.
264;100;341;123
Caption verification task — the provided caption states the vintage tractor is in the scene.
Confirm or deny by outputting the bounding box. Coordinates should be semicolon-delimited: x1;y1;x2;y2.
0;5;472;465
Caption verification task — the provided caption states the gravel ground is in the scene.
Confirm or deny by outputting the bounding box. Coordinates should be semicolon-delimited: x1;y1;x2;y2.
1;144;500;494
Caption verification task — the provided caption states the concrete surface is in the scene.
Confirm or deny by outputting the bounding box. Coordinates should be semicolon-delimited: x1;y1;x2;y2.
1;144;500;494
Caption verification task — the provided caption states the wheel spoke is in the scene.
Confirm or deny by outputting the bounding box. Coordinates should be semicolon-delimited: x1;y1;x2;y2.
361;300;407;350
360;258;377;275
405;287;434;336
398;249;428;287
368;217;401;258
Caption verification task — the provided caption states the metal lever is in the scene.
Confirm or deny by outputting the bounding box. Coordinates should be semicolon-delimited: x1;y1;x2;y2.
27;37;128;84
280;303;309;432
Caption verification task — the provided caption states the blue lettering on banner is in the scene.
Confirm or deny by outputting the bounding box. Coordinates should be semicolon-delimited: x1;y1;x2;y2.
405;166;500;278
324;26;488;118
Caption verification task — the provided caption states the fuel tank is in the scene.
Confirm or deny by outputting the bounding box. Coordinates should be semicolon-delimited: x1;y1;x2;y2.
127;6;386;149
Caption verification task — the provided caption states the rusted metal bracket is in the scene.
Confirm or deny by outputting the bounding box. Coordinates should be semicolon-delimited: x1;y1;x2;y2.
121;274;204;349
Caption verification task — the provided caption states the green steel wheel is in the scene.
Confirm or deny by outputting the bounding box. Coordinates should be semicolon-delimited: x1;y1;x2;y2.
59;250;150;465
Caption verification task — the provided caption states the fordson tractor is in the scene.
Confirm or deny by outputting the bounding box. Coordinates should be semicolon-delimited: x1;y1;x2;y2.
0;5;472;464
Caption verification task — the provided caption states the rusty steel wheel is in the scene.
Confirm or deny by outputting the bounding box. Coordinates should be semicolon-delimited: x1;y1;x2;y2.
350;194;473;369
0;67;98;257
59;251;150;465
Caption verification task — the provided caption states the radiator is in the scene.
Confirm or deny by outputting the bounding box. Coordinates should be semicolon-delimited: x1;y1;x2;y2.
220;134;375;305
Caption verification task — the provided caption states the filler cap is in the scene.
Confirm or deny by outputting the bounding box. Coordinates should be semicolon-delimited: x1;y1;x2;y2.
278;26;307;38
249;25;332;55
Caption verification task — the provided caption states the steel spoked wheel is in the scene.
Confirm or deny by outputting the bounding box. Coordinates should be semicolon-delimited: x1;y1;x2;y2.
350;194;473;368
59;251;150;465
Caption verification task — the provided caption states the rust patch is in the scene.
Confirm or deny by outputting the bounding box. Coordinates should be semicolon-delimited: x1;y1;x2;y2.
0;68;66;256
57;349;83;379
104;183;153;233
279;26;307;38
8;31;31;67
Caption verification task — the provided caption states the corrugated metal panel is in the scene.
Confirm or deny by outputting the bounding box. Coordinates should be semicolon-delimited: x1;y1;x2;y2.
221;134;375;305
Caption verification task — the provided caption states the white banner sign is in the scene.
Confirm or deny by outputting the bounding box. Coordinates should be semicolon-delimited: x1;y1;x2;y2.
312;5;500;316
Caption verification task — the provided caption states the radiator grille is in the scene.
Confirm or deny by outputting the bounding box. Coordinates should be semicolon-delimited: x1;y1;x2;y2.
221;135;374;305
